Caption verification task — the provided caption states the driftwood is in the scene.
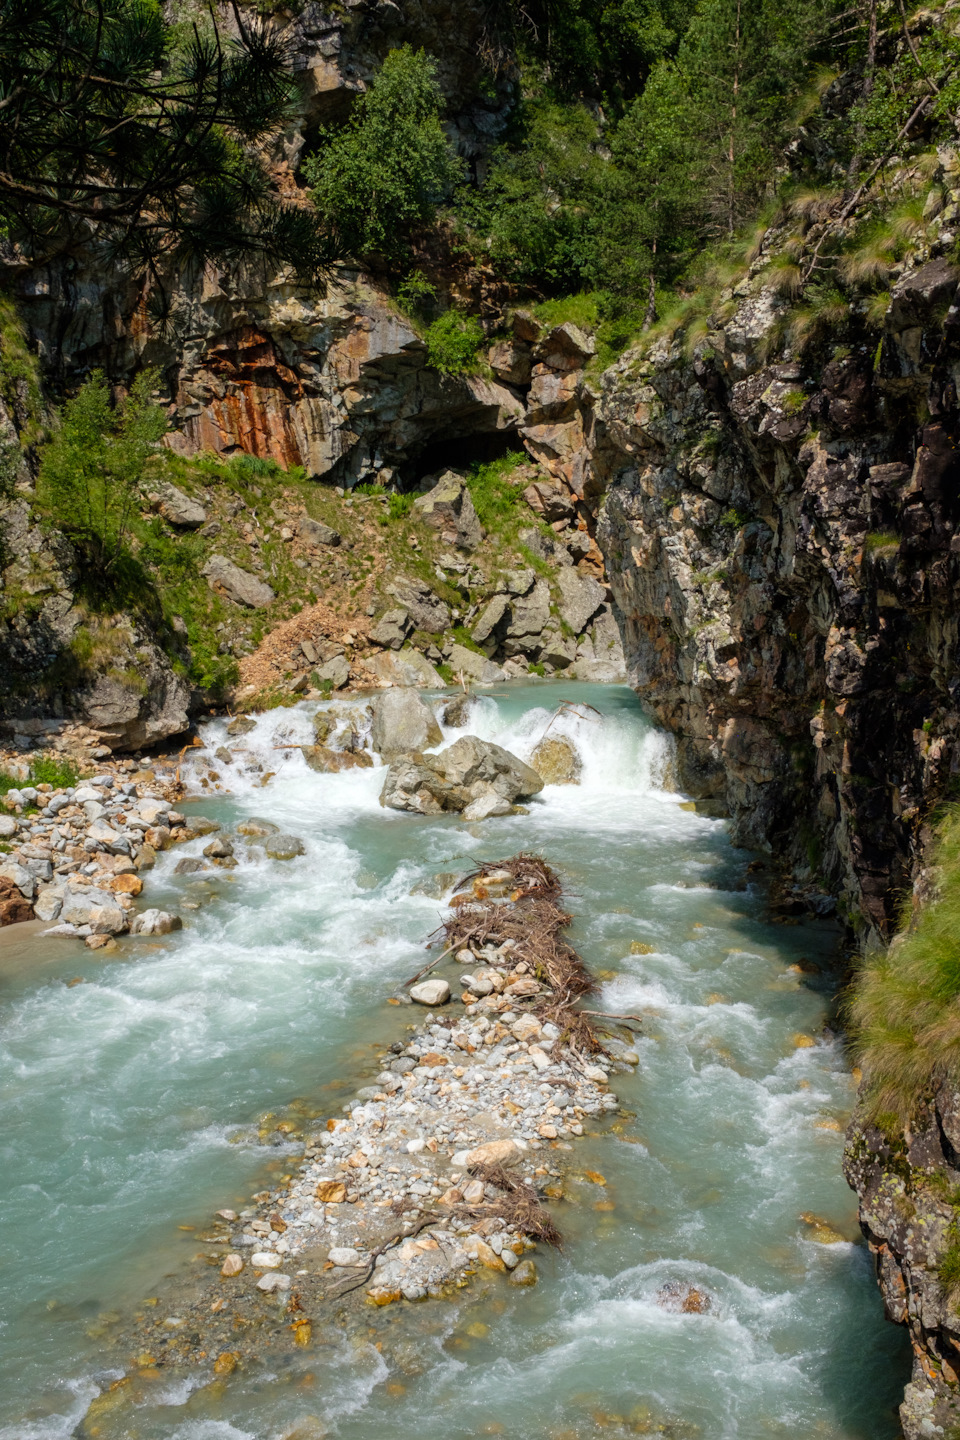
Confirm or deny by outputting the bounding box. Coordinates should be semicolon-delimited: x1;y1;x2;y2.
325;1213;439;1299
433;853;607;1058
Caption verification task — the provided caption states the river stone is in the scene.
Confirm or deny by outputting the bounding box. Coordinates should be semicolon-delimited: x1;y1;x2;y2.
130;908;182;935
174;856;207;874
300;745;372;773
155;482;206;528
410;978;451;1006
462;791;512;821
464;1138;523;1168
441;694;474;727
263;834;305;860
555;568;605;634
257;1271;291;1292
530;736;582;785
227;717;257;736
509;1259;538;1286
202;555;275;609
299;516;340;547
328;1246;361;1266
60;886;124;931
371;688;442;759
0;816;18;838
236;817;278;835
434;735;544;801
251;1251;282;1269
221;1254;244;1277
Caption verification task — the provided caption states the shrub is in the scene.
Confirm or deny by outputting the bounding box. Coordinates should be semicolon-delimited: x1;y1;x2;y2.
304;46;463;261
424;311;485;376
37;369;166;582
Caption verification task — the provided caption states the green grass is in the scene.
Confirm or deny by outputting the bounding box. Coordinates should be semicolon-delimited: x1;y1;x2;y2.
465;450;530;532
852;803;960;1124
865;530;900;552
532;292;600;333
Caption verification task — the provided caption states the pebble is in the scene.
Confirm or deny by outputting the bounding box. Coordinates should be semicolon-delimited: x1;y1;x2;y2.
221;1254;244;1277
328;1247;361;1267
250;1251;282;1269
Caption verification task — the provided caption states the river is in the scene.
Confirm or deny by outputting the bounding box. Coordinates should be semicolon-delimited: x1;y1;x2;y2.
0;681;910;1439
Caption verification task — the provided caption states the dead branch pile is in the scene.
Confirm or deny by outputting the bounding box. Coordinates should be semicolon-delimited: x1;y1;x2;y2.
456;1161;563;1249
432;853;606;1057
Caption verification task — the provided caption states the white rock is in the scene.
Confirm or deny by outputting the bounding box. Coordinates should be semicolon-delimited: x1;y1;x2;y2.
130;909;182;935
72;786;102;804
406;1138;426;1154
462;791;513;822
328;1247;361;1267
410;979;450;1006
0;816;18;838
251;1251;282;1269
501;1247;520;1269
257;1272;291;1292
528;1046;551;1071
583;1064;608;1083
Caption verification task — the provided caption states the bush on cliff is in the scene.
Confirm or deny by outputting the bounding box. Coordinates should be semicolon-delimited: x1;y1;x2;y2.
852;803;960;1126
304;46;463;262
37;370;166;584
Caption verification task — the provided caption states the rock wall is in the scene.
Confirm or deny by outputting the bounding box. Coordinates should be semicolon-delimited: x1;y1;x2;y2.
845;1091;960;1440
575;257;960;938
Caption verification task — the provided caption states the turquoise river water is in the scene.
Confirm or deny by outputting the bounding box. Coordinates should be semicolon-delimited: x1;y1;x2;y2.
0;682;909;1439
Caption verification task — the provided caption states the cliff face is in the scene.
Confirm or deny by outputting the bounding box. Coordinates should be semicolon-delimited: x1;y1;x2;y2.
845;1090;960;1440
576;257;960;939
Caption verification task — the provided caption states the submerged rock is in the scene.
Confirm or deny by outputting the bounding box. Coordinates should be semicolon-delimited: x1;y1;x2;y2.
236;816;278;835
130;909;182;935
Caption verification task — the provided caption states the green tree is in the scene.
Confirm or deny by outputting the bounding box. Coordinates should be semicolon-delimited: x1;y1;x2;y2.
38;369;166;579
0;0;337;278
303;46;463;262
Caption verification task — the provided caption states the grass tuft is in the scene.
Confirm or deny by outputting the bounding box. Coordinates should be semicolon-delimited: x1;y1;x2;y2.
851;804;960;1124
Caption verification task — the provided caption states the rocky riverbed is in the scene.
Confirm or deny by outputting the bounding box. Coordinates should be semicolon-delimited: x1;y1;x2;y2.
78;855;639;1428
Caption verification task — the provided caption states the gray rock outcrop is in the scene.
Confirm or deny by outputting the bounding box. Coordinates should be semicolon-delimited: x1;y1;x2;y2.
201;555;276;609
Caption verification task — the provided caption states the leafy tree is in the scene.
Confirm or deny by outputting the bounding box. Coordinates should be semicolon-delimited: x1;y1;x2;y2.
454;100;609;290
303;46;463;261
0;0;337;278
38;369;166;579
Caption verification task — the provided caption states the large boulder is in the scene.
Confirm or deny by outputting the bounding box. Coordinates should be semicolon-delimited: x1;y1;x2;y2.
61;886;126;933
413;472;484;551
371;688;442;758
202;555;275;609
370;608;411;649
299;516;340;547
154;482;206;528
387;578;450;634
446;643;505;684
380;735;543;815
555;568;605;635
366;648;445;688
531;735;582;785
502;579;551;656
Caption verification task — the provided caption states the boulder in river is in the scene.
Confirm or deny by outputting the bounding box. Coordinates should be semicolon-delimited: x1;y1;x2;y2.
130;909;182;935
530;735;582;785
236;817;278;836
300;745;372;773
380;735;543;816
371;688;442;759
263;834;306;860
